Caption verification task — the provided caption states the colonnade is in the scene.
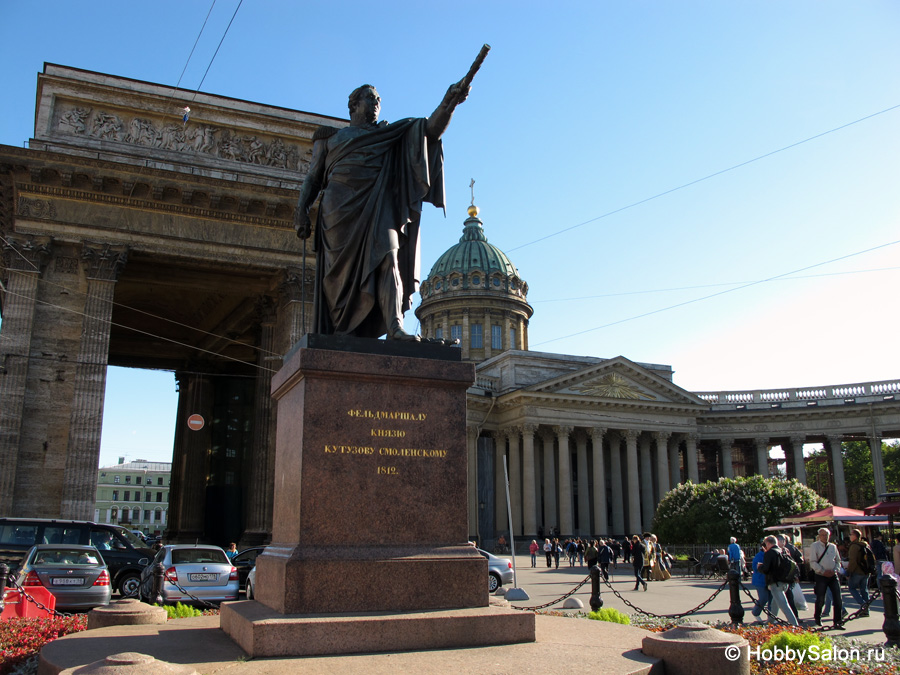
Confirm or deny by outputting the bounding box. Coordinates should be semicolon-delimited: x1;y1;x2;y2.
468;424;890;541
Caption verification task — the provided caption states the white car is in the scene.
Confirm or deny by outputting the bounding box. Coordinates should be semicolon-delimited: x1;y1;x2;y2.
138;544;238;605
246;565;257;600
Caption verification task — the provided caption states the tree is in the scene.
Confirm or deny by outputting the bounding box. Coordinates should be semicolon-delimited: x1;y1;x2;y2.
805;440;900;509
652;475;829;545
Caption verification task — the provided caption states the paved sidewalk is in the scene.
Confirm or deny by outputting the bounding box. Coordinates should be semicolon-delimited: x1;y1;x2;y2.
505;554;889;643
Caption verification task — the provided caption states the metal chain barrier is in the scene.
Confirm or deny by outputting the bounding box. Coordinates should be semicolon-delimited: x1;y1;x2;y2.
739;581;791;625
159;571;220;610
510;573;592;611
602;576;728;619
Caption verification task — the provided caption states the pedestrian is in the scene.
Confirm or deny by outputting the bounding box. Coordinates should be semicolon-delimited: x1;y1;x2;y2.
846;528;871;616
650;534;670;581
759;535;798;625
810;528;844;629
631;534;648;591
598;538;613;582
611;539;621;567
622;537;632;564
529;539;539;568
543;538;552;568
750;543;775;622
553;538;561;569
585;539;599;569
775;534;800;619
872;532;889;581
577;538;585;567
727;537;743;573
225;542;238;560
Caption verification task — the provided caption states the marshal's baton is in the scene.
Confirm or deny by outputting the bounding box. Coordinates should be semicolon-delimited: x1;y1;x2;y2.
459;44;491;93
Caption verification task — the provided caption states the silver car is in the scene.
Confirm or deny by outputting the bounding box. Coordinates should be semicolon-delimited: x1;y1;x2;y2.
477;548;514;592
138;544;238;605
14;544;111;611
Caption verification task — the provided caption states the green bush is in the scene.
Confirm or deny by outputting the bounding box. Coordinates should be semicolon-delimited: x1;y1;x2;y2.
156;602;202;619
586;608;630;625
761;629;831;655
653;475;829;544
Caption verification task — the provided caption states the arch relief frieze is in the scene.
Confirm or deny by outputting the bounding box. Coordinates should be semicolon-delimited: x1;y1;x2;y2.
56;104;309;173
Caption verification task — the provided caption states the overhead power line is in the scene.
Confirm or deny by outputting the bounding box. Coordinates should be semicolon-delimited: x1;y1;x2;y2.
507;103;900;253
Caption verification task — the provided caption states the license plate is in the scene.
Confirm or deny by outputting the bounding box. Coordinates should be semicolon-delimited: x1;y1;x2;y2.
51;577;85;586
188;573;217;582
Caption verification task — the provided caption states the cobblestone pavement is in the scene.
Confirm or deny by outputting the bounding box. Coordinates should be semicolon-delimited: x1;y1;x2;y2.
502;554;889;643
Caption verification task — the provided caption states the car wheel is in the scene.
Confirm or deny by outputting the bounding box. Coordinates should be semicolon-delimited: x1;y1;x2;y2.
488;572;500;593
246;579;253;600
119;573;141;598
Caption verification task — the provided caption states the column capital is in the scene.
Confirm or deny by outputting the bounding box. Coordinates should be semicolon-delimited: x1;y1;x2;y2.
591;427;607;442
255;295;277;325
2;234;52;273
466;425;480;441
82;242;128;281
522;423;538;435
553;425;573;438
754;437;769;447
719;437;734;447
623;429;639;442
654;430;672;444
279;267;314;303
686;433;699;443
825;433;844;444
502;425;522;439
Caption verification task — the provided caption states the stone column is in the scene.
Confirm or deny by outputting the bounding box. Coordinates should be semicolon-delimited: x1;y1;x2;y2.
575;430;589;536
492;432;507;535
655;431;671;499
868;435;886;498
461;310;470;360
826;434;848;507
555;426;573;536
521;424;538;536
483;310;492;360
241;298;278;546
591;428;608;536
166;373;213;542
277;267;313;351
668;436;681;487
755;438;770;479
60;243;128;519
625;429;642;535
541;429;558;534
609;432;625;535
639;433;654;529
467;425;479;538
790;436;807;484
503;313;512;351
506;427;522;536
0;236;51;515
685;434;700;483
718;438;735;479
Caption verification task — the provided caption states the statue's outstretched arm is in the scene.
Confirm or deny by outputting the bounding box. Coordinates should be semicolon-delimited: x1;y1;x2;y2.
426;45;490;139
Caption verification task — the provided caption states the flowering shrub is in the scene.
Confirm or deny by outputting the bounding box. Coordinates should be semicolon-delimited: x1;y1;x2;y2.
587;607;630;624
652;475;829;544
0;615;87;674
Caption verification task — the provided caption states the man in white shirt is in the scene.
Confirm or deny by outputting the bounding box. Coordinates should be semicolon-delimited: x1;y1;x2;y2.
810;528;844;629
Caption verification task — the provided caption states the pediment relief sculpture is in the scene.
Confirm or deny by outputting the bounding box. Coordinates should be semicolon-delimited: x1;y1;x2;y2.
571;373;657;400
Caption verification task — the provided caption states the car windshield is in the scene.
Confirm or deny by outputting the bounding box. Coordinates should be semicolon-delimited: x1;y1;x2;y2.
112;527;146;549
172;548;228;565
34;549;101;565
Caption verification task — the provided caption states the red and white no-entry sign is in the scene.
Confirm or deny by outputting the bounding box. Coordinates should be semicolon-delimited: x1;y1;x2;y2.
187;414;205;431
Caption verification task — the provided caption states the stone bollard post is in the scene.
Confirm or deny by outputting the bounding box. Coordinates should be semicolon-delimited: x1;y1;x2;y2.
59;652;199;674
727;569;744;624
589;564;603;612
880;575;900;648
87;598;168;630
643;621;749;675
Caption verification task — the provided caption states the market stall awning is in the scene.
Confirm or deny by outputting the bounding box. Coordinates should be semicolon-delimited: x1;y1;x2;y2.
863;500;900;516
780;506;867;524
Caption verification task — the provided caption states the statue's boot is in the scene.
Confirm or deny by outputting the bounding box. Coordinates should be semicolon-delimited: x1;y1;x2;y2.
387;319;420;342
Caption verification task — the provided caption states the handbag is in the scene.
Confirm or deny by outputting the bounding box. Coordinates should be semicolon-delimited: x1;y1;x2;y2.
791;582;808;611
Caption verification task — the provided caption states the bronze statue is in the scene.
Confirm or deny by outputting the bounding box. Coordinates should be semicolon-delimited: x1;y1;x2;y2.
294;46;489;341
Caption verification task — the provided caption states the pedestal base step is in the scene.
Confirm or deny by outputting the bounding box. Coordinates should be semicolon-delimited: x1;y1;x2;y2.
220;599;535;658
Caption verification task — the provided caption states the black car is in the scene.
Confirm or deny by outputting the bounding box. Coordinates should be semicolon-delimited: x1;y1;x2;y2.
0;518;154;598
230;547;264;590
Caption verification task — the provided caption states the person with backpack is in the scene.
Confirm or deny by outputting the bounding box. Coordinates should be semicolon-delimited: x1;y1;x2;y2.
810;528;845;629
846;528;872;616
758;535;798;625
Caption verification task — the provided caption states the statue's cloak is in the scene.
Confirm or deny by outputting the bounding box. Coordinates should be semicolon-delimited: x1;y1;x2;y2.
312;117;445;338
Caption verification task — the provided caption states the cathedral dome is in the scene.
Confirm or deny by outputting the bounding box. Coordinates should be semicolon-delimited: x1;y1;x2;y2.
416;205;532;361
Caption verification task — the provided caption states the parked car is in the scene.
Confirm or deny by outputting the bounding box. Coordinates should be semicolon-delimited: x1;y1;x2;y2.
137;544;238;605
477;548;514;592
0;518;154;598
245;565;257;600
230;546;264;590
13;544;111;611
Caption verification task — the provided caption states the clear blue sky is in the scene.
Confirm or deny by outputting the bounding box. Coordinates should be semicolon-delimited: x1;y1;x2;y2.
1;1;898;466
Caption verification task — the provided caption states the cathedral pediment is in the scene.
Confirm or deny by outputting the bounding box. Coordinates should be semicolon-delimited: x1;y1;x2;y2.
524;356;705;406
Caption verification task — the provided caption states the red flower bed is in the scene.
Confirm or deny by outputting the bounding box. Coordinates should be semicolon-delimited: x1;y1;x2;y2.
0;615;87;674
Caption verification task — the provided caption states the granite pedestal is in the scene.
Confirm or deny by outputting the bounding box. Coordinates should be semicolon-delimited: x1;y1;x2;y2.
220;336;535;657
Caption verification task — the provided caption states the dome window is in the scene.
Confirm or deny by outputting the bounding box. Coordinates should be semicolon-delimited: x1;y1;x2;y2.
472;275;480;286
452;278;460;287
492;278;501;287
435;280;442;290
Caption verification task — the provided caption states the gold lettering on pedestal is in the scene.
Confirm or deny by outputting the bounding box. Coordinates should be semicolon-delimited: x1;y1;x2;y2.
329;408;444;476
